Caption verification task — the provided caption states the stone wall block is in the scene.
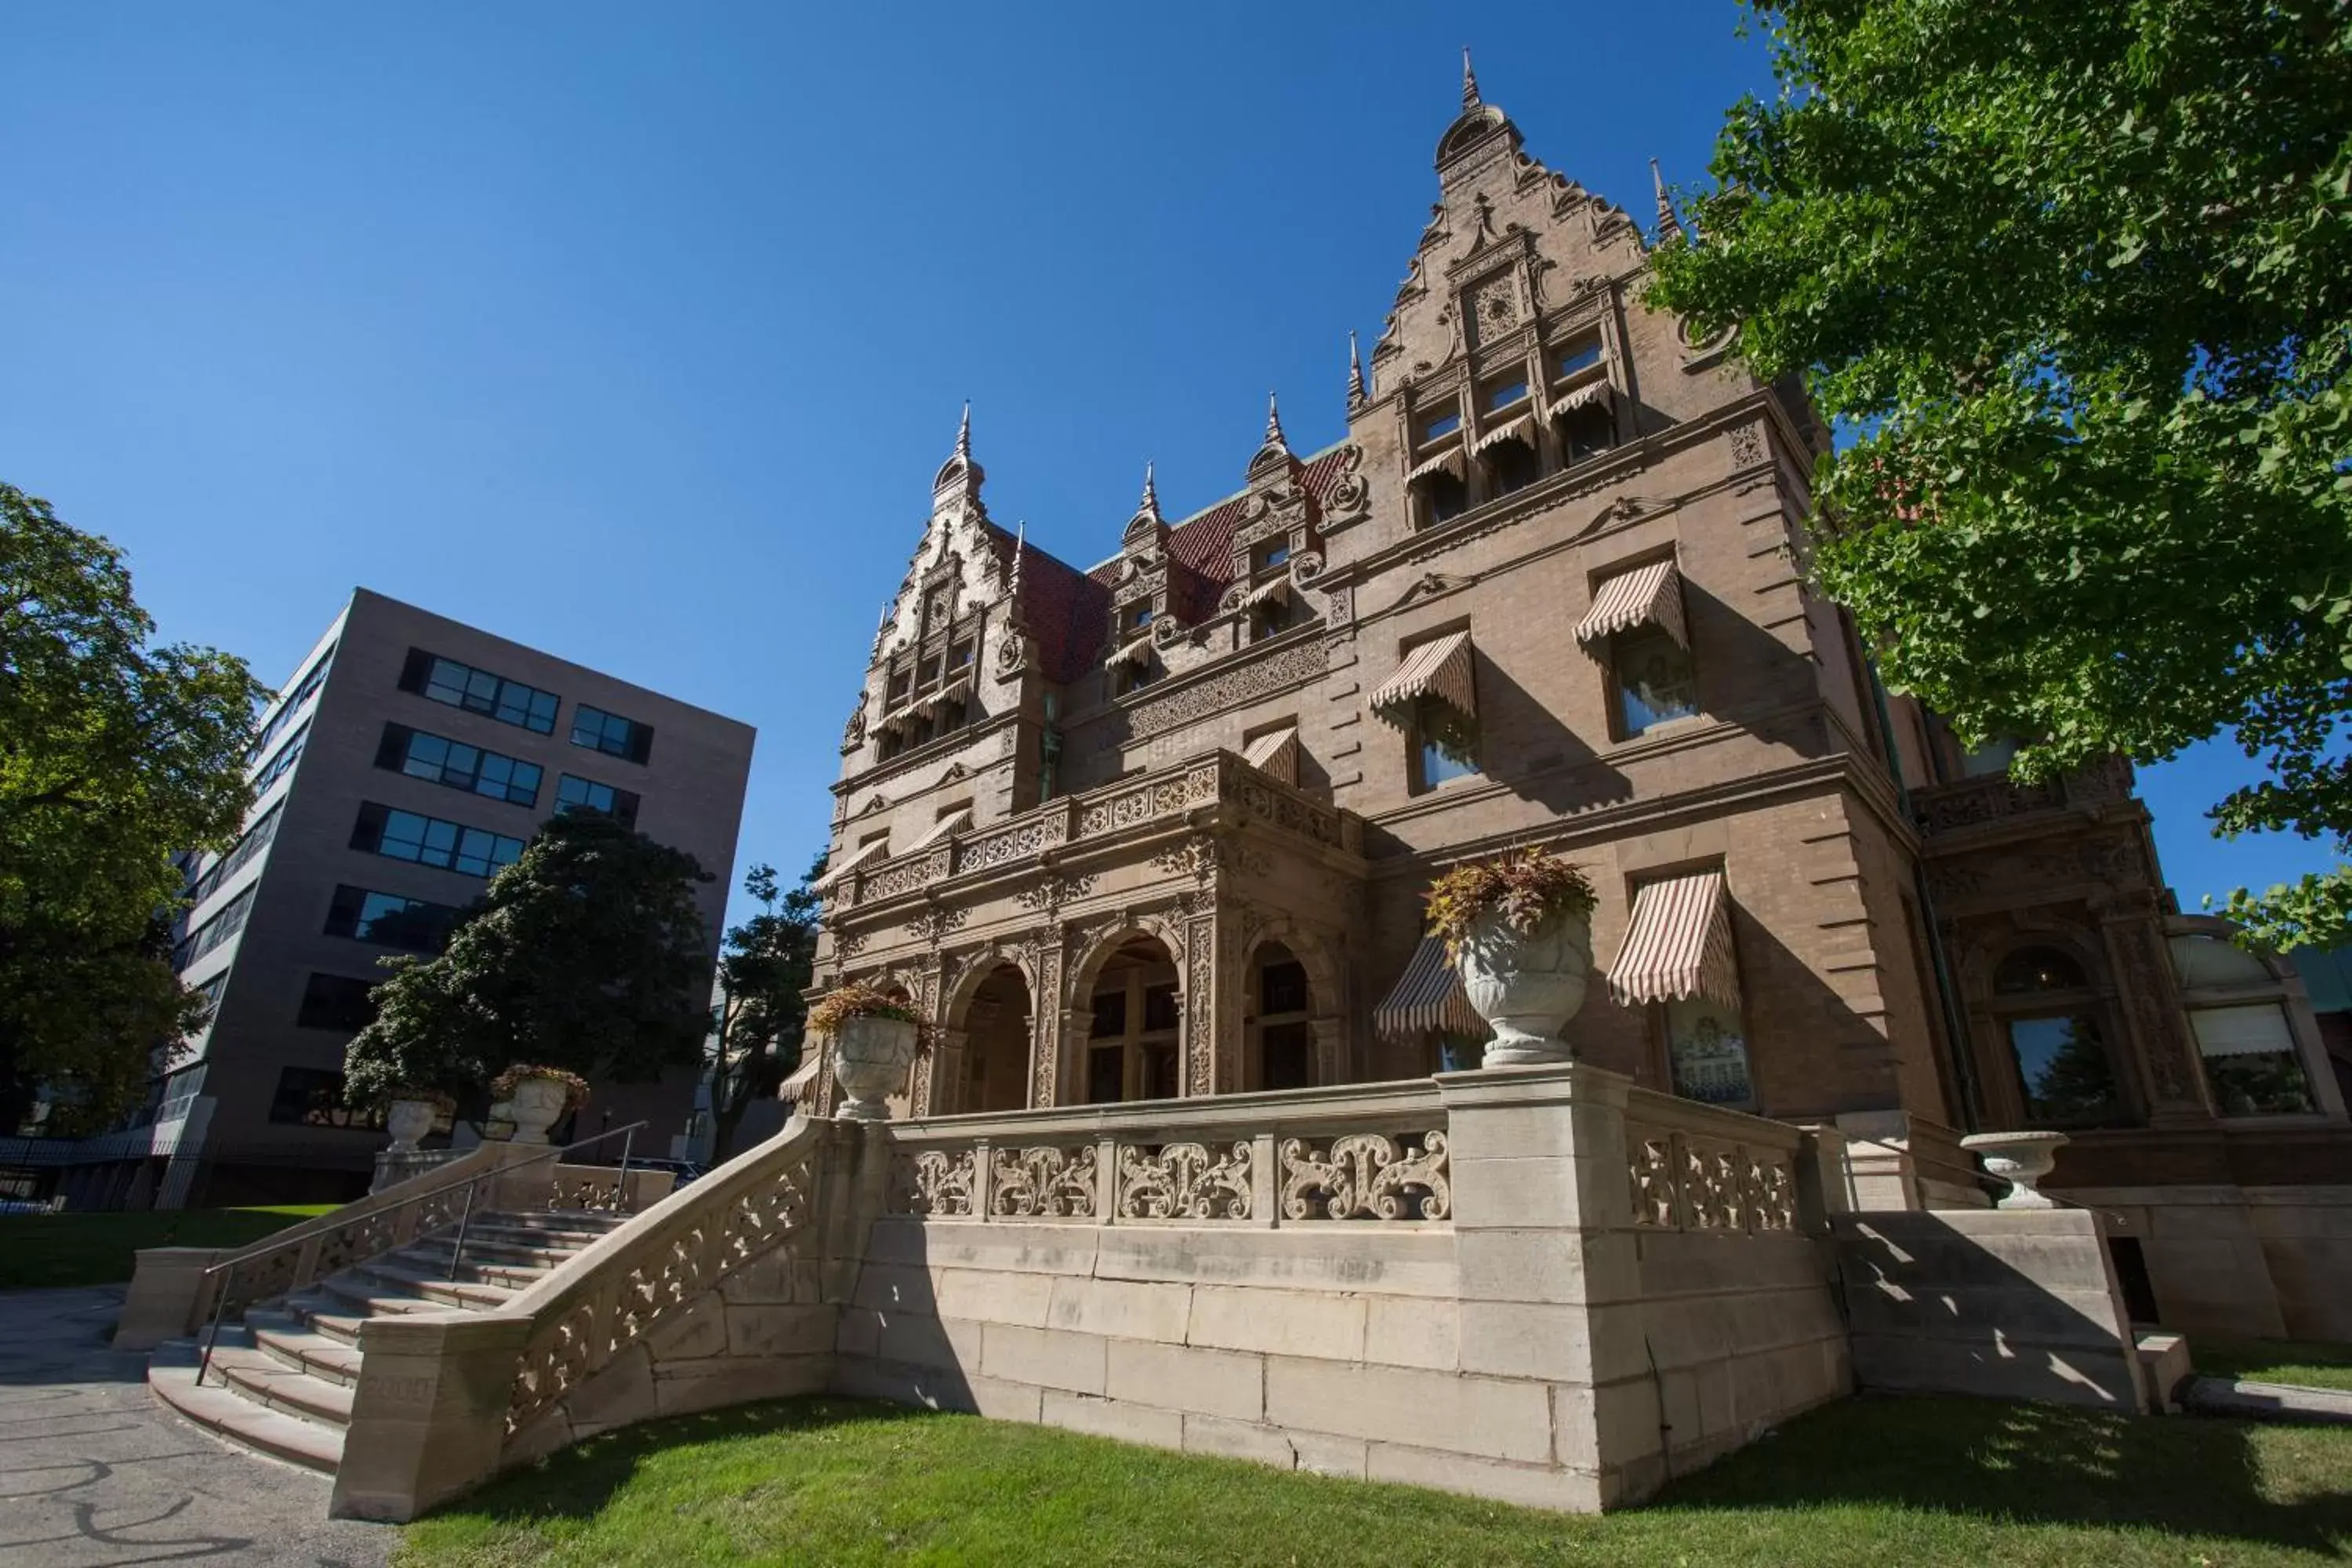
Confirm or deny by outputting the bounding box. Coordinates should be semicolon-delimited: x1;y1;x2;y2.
1041;1389;1186;1450
1046;1276;1192;1342
725;1302;838;1359
1186;1284;1367;1360
1366;1294;1460;1371
1262;1356;1553;1465
1105;1339;1265;1421
1366;1442;1602;1512
982;1323;1109;1394
931;1267;1055;1327
876;1312;983;1372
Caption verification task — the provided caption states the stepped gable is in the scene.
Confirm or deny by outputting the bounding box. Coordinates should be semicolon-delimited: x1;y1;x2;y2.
1087;441;1354;612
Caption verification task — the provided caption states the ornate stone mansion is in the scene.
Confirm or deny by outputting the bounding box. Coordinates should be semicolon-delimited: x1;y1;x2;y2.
807;67;2352;1341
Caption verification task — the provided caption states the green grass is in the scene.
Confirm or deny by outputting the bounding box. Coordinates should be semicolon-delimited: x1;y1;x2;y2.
398;1392;2352;1567
2196;1338;2352;1393
0;1203;334;1290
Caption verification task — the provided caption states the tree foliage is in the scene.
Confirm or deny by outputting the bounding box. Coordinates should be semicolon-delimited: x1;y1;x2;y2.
1648;0;2352;946
343;812;714;1108
0;482;263;1132
710;853;822;1160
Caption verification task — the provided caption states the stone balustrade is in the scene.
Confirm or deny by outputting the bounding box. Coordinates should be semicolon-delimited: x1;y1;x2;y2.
1621;1087;1805;1235
1911;756;2133;837
840;750;1360;911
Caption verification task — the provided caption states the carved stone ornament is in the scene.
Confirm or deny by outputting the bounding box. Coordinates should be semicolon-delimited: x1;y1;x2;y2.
891;1148;978;1216
991;1145;1098;1218
1279;1132;1450;1221
1117;1142;1252;1219
1727;423;1766;468
1124;637;1328;742
840;697;869;754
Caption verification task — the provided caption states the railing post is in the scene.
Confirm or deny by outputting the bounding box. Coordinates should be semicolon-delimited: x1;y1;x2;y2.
972;1138;993;1220
196;1260;234;1388
449;1180;477;1280
1096;1136;1119;1222
616;1127;634;1212
1251;1133;1279;1228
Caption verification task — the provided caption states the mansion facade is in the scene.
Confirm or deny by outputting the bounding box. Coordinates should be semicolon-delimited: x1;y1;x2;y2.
805;72;2352;1340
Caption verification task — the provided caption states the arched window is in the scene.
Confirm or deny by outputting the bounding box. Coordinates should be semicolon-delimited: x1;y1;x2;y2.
1990;944;2129;1128
2167;928;2319;1116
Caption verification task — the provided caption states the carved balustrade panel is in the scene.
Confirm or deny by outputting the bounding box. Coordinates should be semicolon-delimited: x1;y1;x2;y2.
1278;1131;1451;1221
990;1145;1098;1219
888;1147;978;1217
856;845;953;906
1116;1141;1251;1221
1624;1124;1798;1235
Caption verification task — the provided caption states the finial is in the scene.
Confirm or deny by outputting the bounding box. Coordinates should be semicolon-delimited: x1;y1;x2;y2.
1650;159;1683;242
1264;390;1286;448
954;401;971;461
1008;520;1026;601
1461;46;1480;111
1140;459;1159;513
1346;332;1368;414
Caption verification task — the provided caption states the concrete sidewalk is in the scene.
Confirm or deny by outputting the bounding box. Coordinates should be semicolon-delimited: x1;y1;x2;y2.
0;1285;390;1568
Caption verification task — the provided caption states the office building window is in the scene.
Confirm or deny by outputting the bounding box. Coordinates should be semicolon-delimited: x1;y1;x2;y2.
187;802;282;910
295;972;379;1033
247;643;336;762
570;704;654;763
252;722;310;794
267;1065;380;1128
1613;624;1698;736
400;648;560;734
172;884;257;971
350;802;526;878
375;723;543;806
554;773;641;828
325;885;463;953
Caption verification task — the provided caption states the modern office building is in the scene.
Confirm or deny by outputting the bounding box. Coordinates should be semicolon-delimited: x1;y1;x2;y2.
51;588;755;1208
799;71;2352;1340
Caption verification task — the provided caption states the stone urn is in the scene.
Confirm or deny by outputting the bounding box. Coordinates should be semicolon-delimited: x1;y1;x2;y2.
830;1014;920;1120
1960;1130;2071;1210
1454;906;1594;1068
506;1076;573;1144
384;1097;439;1153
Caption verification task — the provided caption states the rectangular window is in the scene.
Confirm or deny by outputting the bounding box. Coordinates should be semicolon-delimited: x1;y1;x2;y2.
173;884;258;971
570;704;654;764
1127;603;1154;632
247;643;336;762
187;801;283;910
949;640;975;670
1252;538;1291;573
554;772;641;828
1142;982;1180;1033
2006;1014;2127;1127
375;723;543;807
1666;996;1755;1107
350;801;526;878
400;648;561;735
1560;401;1617;463
2190;1004;2318;1116
295;972;379;1033
1483;374;1530;412
1087;1047;1125;1103
325;885;463;953
1416;407;1461;444
267;1065;380;1128
1554;333;1604;381
1090;990;1127;1039
1411;695;1479;793
252;721;310;794
1613;624;1698;736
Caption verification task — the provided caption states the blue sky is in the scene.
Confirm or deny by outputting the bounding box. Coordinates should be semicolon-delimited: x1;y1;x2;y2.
2;3;2331;930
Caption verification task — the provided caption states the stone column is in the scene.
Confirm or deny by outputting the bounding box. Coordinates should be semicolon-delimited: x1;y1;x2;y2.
329;1311;535;1522
2098;909;2212;1127
1030;926;1067;1108
925;1027;970;1117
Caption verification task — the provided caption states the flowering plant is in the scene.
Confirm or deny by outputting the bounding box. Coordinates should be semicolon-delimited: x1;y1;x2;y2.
490;1064;591;1112
1425;849;1597;959
386;1087;457;1113
808;982;935;1051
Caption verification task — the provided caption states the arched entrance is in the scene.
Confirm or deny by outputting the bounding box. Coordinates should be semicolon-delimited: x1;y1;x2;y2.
1246;940;1316;1091
1083;934;1181;1103
960;962;1032;1113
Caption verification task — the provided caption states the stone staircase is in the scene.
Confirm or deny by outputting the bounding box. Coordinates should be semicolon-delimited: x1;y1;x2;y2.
149;1209;630;1474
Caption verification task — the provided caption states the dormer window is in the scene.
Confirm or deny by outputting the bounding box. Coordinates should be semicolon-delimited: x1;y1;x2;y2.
1417;408;1461;445
1127;603;1154;632
1554;333;1604;382
1482;374;1530;412
1252;537;1290;575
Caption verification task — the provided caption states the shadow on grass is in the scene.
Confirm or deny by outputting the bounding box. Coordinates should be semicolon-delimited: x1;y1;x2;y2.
1656;1392;2352;1555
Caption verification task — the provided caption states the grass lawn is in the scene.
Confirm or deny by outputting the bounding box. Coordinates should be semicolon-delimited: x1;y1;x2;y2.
0;1203;335;1290
398;1392;2352;1567
2195;1338;2352;1393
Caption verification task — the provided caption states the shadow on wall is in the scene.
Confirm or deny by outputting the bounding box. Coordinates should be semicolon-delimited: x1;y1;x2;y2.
1670;1393;2352;1559
1472;654;1633;819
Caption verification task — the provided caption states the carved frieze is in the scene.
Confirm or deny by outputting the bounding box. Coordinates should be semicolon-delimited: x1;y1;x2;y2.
1123;638;1330;742
1278;1131;1451;1221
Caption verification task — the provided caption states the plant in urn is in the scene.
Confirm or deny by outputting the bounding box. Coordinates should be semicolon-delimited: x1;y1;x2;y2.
811;983;929;1121
491;1065;590;1145
1427;849;1597;1067
383;1087;455;1152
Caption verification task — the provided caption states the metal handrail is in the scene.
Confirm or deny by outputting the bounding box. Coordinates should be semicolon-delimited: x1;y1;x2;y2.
195;1120;649;1388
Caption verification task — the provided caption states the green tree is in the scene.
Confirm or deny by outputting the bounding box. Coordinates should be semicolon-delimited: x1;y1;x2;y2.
1647;0;2352;947
1;483;263;1133
710;853;822;1160
342;812;715;1109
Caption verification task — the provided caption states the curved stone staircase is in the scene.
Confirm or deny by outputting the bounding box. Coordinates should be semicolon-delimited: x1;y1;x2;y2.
148;1209;630;1475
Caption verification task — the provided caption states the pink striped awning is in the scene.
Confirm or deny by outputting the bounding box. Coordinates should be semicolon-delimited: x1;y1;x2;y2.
1406;444;1468;484
1608;870;1742;1009
1241;726;1299;785
1573;558;1687;649
811;834;891;893
1374;935;1487;1044
1370;630;1476;728
1472;413;1535;455
1105;633;1156;670
1548;379;1613;421
1242;575;1292;608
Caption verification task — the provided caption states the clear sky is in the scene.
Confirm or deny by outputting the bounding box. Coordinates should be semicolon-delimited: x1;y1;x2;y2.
3;3;2332;931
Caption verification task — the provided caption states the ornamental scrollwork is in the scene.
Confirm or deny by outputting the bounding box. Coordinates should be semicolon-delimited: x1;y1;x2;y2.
1278;1131;1450;1221
891;1148;977;1217
1116;1142;1253;1220
989;1145;1098;1218
1682;1140;1743;1231
507;1301;595;1435
1629;1132;1679;1228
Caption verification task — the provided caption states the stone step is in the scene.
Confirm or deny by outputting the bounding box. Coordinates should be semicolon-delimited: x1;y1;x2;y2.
312;1273;451;1319
249;1319;365;1387
397;1235;583;1274
212;1346;356;1429
150;1347;344;1475
467;1216;628;1246
284;1293;373;1346
349;1260;518;1310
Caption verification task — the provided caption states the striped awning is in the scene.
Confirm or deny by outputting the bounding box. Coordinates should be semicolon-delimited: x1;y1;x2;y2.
911;805;971;850
905;673;972;721
1375;935;1487;1044
1242;575;1292;608
1548;379;1613;420
1608;870;1741;1010
1370;630;1476;726
778;1047;824;1108
1241;727;1299;785
812;835;890;893
1406;444;1468;484
1105;633;1156;670
1472;413;1535;455
1573;559;1687;649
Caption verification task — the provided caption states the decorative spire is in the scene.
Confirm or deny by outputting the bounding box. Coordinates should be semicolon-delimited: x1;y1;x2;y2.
1346;331;1368;415
934;399;985;499
1139;459;1160;517
1461;45;1480;111
954;401;971;461
1123;459;1167;547
1263;390;1286;449
1007;519;1025;604
1650;159;1684;244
